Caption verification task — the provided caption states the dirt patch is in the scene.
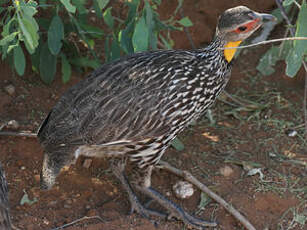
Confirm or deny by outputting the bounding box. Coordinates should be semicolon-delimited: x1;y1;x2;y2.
1;1;306;230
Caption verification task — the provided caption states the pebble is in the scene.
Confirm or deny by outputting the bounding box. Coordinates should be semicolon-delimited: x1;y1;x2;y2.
285;129;297;137
172;181;194;199
7;120;19;130
64;204;71;209
4;84;15;95
219;165;234;177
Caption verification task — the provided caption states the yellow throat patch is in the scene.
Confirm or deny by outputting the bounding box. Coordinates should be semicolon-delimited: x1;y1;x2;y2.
224;41;242;62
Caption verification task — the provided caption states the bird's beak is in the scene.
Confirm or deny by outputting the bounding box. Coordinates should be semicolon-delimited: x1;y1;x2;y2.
259;13;277;22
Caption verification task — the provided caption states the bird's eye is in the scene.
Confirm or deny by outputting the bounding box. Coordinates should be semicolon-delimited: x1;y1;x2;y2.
237;26;247;32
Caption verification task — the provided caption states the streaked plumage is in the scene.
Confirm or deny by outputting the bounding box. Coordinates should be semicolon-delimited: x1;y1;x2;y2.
0;163;11;230
38;6;275;228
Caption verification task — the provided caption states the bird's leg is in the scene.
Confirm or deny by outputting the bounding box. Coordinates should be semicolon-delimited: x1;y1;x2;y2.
134;185;217;229
132;163;216;229
110;160;167;219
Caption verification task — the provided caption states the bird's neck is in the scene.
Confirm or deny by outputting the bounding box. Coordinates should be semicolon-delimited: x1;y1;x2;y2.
207;36;241;63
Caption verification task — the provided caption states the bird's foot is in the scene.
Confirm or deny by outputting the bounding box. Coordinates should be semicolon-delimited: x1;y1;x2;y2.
111;161;167;221
135;185;217;229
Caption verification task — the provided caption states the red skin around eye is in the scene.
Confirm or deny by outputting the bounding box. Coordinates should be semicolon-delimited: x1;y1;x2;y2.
235;18;261;33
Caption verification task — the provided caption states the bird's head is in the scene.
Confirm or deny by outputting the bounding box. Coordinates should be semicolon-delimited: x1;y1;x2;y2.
216;6;276;62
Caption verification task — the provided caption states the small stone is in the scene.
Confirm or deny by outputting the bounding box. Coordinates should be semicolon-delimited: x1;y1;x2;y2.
86;205;91;209
219;165;234;177
83;159;92;168
285;129;297;137
4;84;15;95
66;199;73;204
173;181;194;199
7;120;19;130
21;166;26;170
49;201;57;206
43;219;49;225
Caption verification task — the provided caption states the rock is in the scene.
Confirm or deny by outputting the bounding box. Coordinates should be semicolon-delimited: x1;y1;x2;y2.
7;120;19;130
219;165;234;177
285;129;297;137
4;84;15;95
172;181;194;199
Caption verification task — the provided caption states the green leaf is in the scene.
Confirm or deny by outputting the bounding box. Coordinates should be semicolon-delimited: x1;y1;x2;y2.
92;0;103;18
279;41;292;59
294;0;307;53
21;1;38;17
96;0;110;10
104;36;110;61
17;13;39;54
126;0;140;24
119;21;134;54
39;43;57;84
0;32;18;46
60;0;76;13
171;137;184;151
79;22;104;39
71;0;87;14
61;54;71;83
285;0;307;77
110;38;121;61
178;17;193;27
13;46;26;76
70;57;100;69
256;46;279;76
283;0;294;6
132;16;149;52
103;7;114;28
286;49;303;77
48;15;64;55
145;1;154;49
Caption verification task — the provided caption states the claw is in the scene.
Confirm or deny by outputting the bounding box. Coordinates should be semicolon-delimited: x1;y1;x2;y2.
135;185;217;229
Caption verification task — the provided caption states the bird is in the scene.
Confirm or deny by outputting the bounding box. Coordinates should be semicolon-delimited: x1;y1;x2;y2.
38;6;275;229
0;163;11;230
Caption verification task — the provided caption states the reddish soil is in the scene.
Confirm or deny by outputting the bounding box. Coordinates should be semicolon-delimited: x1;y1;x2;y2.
0;1;306;230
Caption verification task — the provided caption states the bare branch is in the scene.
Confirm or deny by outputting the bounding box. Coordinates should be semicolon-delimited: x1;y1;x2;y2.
158;161;257;230
50;215;104;230
220;37;307;50
0;131;37;137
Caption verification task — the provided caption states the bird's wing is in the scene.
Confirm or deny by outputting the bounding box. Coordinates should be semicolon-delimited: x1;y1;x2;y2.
38;50;198;148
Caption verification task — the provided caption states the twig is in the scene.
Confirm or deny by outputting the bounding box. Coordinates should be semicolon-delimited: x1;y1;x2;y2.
180;8;196;49
158;161;257;230
275;0;296;36
50;215;104;230
220;37;307;50
0;131;37;137
222;91;249;107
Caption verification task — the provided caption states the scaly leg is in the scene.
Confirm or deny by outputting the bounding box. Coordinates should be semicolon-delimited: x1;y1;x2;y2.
111;160;167;220
135;185;217;229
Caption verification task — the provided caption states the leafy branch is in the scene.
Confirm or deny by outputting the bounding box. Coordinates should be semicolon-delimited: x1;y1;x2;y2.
0;0;193;84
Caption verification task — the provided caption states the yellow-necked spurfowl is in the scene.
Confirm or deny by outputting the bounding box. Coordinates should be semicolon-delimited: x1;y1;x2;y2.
38;6;275;229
